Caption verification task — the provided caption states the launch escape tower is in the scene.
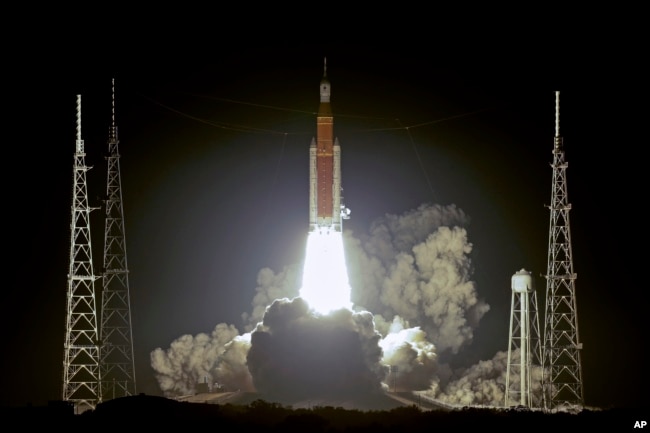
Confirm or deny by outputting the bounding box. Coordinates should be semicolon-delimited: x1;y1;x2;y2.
63;95;102;413
505;269;543;408
541;91;584;410
99;79;137;400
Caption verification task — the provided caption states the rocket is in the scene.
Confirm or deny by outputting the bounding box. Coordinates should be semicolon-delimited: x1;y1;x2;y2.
309;58;350;234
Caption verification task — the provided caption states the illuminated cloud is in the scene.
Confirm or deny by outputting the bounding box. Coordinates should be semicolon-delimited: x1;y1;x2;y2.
346;203;490;355
150;202;505;407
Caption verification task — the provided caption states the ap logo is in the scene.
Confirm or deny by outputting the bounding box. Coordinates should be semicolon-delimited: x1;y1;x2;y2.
634;421;647;428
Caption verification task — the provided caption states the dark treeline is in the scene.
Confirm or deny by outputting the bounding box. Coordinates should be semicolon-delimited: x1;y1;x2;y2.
3;394;645;431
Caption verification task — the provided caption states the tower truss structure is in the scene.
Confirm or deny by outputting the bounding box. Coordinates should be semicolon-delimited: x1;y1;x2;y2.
63;95;102;413
541;91;584;410
100;79;137;399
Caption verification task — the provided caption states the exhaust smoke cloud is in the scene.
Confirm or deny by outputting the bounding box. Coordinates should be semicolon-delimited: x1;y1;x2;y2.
151;202;505;406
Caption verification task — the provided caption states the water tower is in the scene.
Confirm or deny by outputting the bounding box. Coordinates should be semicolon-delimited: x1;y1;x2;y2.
505;269;543;407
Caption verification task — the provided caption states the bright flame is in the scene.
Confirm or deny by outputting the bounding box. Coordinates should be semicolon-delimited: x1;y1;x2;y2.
299;230;353;315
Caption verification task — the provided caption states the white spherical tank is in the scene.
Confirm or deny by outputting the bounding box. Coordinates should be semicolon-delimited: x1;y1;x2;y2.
512;268;533;293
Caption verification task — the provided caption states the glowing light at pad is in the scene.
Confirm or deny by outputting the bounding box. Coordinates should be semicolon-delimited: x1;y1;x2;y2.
300;231;353;315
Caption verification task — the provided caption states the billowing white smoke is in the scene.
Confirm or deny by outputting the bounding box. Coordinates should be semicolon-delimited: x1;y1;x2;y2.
346;203;490;356
150;323;245;395
241;265;300;331
432;348;544;408
151;202;511;406
433;349;509;406
377;316;438;391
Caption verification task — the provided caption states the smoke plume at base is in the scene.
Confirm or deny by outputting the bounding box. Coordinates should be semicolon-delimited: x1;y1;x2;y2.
150;202;517;407
246;297;386;401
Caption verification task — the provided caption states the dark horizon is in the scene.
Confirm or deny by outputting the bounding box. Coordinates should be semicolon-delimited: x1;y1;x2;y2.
3;392;645;430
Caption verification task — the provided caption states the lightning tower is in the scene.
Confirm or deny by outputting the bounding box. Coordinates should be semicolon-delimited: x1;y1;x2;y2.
505;269;543;408
541;91;584;410
63;95;102;414
99;79;137;400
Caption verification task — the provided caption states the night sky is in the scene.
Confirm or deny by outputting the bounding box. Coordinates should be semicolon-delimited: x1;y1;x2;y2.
5;43;646;411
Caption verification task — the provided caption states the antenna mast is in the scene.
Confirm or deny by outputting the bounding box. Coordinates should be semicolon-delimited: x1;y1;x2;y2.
63;95;102;413
100;78;137;399
541;91;585;410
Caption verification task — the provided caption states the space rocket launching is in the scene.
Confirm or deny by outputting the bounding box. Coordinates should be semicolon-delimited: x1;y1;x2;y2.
309;59;350;234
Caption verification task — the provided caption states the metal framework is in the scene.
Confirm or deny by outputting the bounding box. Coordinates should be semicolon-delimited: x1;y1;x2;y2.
63;95;102;413
505;269;543;408
100;79;137;399
541;91;584;410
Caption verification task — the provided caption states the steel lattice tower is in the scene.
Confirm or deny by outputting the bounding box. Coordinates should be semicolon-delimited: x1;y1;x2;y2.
505;269;543;408
63;95;102;414
99;79;137;400
541;91;584;410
